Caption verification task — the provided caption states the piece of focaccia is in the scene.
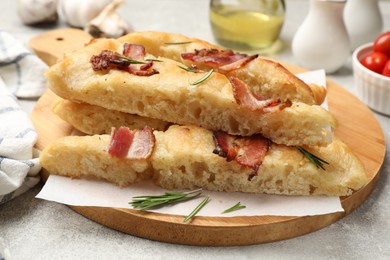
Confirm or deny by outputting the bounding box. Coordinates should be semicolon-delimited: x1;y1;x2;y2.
118;31;326;105
51;98;170;135
46;38;336;146
40;125;367;196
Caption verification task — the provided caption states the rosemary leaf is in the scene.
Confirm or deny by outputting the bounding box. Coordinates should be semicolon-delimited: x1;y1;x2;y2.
191;69;214;86
164;41;193;45
117;55;147;64
129;188;202;210
296;146;329;170
183;196;210;223
222;202;246;214
177;65;197;73
145;58;163;62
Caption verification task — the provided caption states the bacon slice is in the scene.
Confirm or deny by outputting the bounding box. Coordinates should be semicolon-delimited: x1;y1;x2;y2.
234;137;269;170
90;50;124;71
218;54;258;72
181;48;258;71
127;126;155;158
123;43;145;60
90;43;158;76
108;127;135;158
213;132;270;180
108;126;155;159
230;77;291;112
213;131;238;161
123;43;159;76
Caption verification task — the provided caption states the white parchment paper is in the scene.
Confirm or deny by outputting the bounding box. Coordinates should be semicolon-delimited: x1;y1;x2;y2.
37;175;343;217
36;69;344;217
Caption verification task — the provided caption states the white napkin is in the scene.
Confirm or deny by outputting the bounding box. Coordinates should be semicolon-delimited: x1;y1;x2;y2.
0;30;47;98
0;31;45;204
0;78;41;204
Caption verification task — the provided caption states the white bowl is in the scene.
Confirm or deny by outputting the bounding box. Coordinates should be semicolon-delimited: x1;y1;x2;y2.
352;43;390;115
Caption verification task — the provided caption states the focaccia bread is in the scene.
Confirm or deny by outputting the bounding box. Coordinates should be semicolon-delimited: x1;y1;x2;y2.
118;31;326;105
46;38;336;146
152;126;366;196
40;125;368;196
39;134;152;186
51;98;170;135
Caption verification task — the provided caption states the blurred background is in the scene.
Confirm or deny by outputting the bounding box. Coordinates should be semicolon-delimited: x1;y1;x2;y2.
3;0;388;68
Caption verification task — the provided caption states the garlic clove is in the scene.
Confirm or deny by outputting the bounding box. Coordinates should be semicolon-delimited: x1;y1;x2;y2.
59;0;113;28
18;0;58;25
84;0;133;39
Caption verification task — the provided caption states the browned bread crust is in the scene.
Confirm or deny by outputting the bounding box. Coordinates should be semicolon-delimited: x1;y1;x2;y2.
51;98;170;135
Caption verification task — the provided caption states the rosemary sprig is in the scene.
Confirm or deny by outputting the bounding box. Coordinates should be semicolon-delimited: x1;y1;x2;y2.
191;69;214;86
296;146;329;170
129;188;202;210
177;64;197;73
222;202;246;214
116;54;147;65
164;41;193;45
183;196;210;223
145;58;163;62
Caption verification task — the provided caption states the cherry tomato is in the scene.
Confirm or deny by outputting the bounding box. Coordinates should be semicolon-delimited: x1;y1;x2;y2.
373;31;390;57
382;60;390;77
360;51;389;74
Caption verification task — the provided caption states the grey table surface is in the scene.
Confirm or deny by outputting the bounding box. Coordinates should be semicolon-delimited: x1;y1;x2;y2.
1;0;390;259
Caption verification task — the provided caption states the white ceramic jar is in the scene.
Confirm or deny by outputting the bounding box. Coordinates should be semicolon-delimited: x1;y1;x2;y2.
292;0;350;74
344;0;383;50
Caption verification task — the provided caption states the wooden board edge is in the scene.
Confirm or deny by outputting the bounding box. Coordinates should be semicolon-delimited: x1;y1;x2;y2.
70;205;346;246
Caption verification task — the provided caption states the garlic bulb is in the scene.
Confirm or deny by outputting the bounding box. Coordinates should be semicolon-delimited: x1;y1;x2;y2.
85;0;132;38
18;0;58;25
59;0;113;28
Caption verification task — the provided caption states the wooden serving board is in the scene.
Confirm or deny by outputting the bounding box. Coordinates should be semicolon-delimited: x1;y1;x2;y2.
29;28;93;66
31;29;386;246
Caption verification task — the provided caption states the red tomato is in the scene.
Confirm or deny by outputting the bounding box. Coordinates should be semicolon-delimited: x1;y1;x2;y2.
360;52;389;74
374;31;390;57
382;60;390;77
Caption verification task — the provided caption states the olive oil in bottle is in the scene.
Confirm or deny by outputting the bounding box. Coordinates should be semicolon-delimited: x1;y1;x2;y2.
210;0;285;51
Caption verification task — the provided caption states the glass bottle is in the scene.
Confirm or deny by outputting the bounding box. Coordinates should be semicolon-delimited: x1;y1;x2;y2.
209;0;285;51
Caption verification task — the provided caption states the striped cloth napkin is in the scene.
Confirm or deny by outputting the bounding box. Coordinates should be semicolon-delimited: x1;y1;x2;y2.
0;31;47;204
0;30;47;98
